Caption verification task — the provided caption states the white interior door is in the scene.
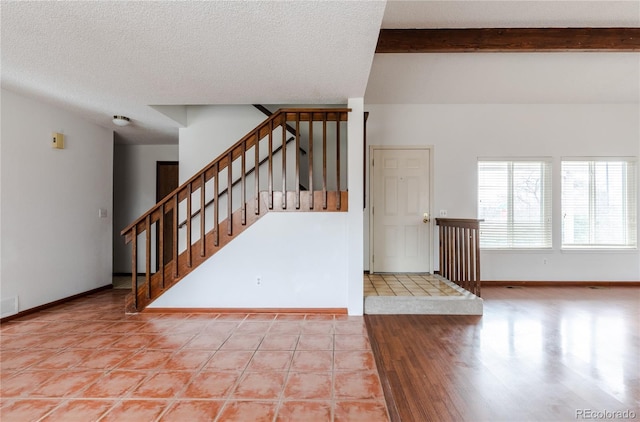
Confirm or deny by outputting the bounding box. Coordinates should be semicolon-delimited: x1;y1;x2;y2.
372;148;431;273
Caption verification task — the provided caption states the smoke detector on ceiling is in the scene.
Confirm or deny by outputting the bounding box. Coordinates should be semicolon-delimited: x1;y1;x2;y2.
112;115;131;127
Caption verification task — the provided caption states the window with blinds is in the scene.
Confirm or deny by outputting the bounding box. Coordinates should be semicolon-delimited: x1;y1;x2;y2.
478;159;552;249
562;159;637;248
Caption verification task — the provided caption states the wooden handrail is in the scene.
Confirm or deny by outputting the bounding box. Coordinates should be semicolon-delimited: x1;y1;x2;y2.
253;104;300;143
436;218;483;297
177;136;295;229
253;105;307;156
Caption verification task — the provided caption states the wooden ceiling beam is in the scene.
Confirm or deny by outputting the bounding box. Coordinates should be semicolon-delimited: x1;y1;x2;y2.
376;28;640;53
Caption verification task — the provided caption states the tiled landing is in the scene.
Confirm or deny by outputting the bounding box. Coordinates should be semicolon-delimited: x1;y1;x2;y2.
364;274;483;315
1;290;389;421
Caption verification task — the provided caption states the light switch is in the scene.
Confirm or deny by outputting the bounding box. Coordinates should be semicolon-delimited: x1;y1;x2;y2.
98;208;108;218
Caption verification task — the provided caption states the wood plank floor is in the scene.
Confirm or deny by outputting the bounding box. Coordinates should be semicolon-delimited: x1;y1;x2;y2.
365;286;640;422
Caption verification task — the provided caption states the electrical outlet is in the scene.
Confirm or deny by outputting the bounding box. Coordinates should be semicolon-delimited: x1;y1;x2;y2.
439;210;448;217
543;258;547;265
256;276;262;285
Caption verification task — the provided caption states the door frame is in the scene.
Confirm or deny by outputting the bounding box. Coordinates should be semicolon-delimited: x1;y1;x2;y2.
368;145;434;274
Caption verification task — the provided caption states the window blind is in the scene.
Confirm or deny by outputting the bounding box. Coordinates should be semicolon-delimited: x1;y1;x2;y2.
562;159;637;248
478;160;552;248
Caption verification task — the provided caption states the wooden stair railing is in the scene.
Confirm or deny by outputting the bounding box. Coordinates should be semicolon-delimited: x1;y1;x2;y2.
177;135;295;229
436;218;483;297
121;108;350;312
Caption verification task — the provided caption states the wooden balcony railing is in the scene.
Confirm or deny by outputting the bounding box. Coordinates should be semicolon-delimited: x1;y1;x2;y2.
121;108;349;312
436;218;483;297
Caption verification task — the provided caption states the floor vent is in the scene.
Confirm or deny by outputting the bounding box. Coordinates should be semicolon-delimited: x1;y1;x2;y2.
1;296;19;318
505;286;522;289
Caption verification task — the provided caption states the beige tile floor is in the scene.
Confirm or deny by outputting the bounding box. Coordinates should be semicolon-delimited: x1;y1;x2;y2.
1;290;390;421
364;274;463;297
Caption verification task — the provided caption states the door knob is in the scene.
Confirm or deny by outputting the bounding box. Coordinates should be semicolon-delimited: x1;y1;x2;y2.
423;212;430;223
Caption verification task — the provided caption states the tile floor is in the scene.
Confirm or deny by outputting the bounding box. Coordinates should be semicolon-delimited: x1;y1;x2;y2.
1;289;389;421
364;273;462;297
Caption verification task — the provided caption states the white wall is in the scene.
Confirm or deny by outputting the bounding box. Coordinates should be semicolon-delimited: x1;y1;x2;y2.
347;98;365;314
149;212;349;309
179;106;267;183
1;89;113;314
112;144;179;273
365;104;639;281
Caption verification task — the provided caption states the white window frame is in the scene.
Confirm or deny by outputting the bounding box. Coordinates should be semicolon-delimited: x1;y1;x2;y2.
477;158;553;250
561;157;637;250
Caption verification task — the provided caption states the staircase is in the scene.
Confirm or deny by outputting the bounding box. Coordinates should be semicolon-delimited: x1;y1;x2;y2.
121;108;350;312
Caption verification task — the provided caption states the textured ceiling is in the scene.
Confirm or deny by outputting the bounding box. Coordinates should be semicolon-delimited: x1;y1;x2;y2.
1;1;386;144
1;1;638;145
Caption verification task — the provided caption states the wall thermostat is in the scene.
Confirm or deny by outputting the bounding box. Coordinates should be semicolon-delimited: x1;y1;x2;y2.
52;132;64;149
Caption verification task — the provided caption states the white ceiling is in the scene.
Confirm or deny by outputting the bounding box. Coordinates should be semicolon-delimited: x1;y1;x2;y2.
366;53;640;104
382;1;640;29
2;1;638;145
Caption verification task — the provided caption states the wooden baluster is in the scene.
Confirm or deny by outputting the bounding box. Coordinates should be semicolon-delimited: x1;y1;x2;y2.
463;228;469;290
469;227;476;294
455;226;460;288
474;226;481;296
460;227;470;290
442;225;448;280
447;227;456;281
255;130;260;215
439;226;444;279
448;227;454;281
456;227;461;286
461;228;465;287
268;119;273;209
453;227;458;286
464;228;473;286
159;203;164;289
295;115;300;209
336;119;341;210
439;225;444;279
241;141;246;224
186;183;192;268
145;215;151;299
131;227;138;310
214;162;219;247
282;114;287;209
200;173;205;257
309;117;314;209
227;152;233;236
440;226;446;279
470;228;475;292
459;228;464;287
173;194;179;278
322;112;327;209
448;226;452;280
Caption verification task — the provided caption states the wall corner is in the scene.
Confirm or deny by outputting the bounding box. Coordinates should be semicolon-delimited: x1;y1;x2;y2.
347;98;364;315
